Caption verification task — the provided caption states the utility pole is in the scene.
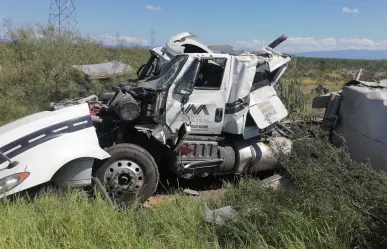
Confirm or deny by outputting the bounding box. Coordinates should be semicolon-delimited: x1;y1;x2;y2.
48;0;77;37
151;29;155;47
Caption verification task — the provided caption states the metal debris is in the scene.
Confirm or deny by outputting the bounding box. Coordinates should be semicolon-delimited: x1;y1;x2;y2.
92;177;115;207
183;188;200;196
261;173;294;190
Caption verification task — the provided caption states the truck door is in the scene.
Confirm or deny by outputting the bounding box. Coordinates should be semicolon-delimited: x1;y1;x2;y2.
170;55;230;135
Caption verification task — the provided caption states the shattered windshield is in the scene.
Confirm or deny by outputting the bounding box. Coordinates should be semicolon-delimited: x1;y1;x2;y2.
156;55;188;91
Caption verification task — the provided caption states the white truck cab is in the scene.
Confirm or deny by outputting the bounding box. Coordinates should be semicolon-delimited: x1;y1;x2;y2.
150;48;291;139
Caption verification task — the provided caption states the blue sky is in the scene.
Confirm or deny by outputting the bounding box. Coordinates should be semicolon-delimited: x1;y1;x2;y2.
1;0;387;52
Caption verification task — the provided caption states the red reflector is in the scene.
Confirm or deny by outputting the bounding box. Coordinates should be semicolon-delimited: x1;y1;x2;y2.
90;105;101;115
17;172;29;182
180;145;195;156
259;128;265;133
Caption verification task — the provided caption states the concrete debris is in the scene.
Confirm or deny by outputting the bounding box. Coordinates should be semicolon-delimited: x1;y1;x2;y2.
204;203;238;225
71;61;133;80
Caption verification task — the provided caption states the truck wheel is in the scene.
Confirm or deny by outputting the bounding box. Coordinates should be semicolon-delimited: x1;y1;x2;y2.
94;143;159;206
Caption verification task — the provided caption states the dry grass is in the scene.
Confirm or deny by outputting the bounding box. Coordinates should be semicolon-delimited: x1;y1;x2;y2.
2;124;387;249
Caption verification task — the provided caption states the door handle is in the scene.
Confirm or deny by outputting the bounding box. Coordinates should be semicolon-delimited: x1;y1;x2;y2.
215;108;223;123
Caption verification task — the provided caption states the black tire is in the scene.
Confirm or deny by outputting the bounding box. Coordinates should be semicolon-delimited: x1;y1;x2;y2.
95;143;159;205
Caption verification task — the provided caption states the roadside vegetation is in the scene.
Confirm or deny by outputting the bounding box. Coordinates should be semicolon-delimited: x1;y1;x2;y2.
0;22;149;125
1;23;387;249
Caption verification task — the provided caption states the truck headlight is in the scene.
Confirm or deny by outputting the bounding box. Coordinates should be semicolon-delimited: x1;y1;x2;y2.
0;172;29;195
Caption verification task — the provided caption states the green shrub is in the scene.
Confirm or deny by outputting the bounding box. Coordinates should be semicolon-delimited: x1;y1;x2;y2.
0;22;149;124
212;124;387;248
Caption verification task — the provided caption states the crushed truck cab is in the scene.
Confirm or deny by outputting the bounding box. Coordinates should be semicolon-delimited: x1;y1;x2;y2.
0;104;110;198
160;47;291;137
25;33;294;205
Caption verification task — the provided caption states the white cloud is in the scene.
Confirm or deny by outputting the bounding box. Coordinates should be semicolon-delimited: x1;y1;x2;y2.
94;34;149;46
146;5;162;11
236;39;266;48
342;7;359;13
235;37;387;53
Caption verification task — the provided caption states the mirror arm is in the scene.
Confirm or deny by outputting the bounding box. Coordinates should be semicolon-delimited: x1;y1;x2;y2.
0;151;19;169
180;100;191;125
181;95;189;104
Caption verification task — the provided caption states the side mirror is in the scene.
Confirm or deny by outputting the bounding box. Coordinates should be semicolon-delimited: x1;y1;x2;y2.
175;80;195;96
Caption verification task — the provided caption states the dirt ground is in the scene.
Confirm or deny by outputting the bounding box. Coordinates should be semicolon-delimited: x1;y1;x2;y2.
143;188;228;208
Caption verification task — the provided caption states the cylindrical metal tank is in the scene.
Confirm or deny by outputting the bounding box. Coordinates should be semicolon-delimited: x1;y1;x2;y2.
233;136;293;174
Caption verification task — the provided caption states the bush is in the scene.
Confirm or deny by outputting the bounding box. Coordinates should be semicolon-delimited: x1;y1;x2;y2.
0;22;149;124
212;124;387;248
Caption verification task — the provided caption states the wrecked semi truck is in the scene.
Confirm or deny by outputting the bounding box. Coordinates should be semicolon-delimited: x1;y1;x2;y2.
0;34;294;205
80;34;294;204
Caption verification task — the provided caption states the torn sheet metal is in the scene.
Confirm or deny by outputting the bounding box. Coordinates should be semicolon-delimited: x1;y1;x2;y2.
333;84;387;171
183;188;200;196
313;78;387;171
222;50;290;133
261;173;294;189
163;32;213;57
249;85;289;129
222;54;259;134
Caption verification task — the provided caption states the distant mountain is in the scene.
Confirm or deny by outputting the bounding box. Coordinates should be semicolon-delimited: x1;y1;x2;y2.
208;45;234;53
295;49;387;60
208;44;249;55
0;37;11;43
103;43;151;49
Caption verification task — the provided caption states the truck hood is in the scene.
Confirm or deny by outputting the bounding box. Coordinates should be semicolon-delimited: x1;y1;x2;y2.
0;103;93;150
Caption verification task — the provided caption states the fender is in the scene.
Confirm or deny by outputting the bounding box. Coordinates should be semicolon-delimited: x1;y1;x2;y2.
0;128;110;197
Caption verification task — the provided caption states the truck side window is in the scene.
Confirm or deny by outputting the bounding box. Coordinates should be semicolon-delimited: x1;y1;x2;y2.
175;59;200;95
194;58;227;90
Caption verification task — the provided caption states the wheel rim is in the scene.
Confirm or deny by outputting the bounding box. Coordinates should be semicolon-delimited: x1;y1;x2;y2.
103;160;145;201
